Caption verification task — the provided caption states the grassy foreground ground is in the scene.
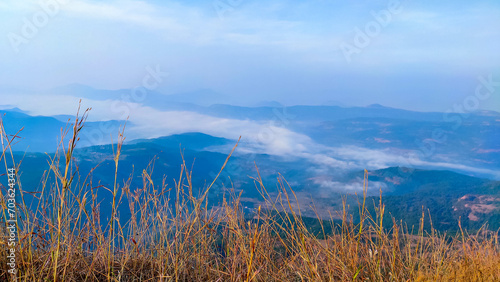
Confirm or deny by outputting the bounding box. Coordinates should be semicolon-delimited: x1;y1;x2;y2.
0;109;499;281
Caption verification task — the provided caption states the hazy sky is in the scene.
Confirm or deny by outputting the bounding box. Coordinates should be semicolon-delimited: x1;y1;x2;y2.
1;0;500;111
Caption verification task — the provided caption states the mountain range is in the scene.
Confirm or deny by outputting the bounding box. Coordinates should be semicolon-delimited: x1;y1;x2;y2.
1;85;499;232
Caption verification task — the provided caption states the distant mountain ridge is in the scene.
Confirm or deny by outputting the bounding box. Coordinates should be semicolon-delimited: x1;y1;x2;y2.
0;109;125;153
50;84;500;118
51;84;230;107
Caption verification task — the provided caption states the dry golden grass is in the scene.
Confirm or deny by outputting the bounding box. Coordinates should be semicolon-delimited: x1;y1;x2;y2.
0;108;499;281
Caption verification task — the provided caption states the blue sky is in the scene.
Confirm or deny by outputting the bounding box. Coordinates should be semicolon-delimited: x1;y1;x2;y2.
0;0;499;111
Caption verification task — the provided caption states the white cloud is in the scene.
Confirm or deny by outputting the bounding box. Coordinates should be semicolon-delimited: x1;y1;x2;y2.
327;146;500;179
313;178;388;194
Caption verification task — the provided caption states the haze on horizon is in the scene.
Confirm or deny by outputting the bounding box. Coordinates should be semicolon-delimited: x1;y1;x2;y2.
0;0;499;113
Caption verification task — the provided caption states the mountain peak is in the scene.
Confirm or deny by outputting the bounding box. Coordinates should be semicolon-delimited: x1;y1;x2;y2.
366;103;387;109
0;107;26;114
